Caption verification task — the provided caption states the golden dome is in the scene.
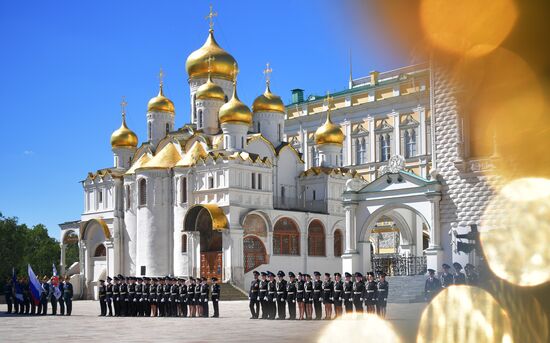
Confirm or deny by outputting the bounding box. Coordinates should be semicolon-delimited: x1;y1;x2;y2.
147;84;175;114
186;29;237;81
219;82;252;125
196;74;226;101
111;115;138;148
252;83;285;113
315;110;344;146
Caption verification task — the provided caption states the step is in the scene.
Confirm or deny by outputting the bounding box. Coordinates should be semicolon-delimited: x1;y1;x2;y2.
219;283;248;301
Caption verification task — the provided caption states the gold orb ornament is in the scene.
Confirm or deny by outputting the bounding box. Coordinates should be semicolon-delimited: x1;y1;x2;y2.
481;178;550;287
417;285;513;343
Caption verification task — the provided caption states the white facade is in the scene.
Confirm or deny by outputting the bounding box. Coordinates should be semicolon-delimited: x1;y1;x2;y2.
60;26;497;299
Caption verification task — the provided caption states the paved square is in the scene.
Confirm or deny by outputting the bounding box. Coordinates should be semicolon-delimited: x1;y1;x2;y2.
1;301;425;342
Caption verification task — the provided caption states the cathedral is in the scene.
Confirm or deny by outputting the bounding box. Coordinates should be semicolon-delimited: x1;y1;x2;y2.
59;10;498;300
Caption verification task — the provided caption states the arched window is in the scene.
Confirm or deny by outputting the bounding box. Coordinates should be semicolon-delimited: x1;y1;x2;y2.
380;134;391;162
356;138;367;164
257;122;261;132
243;214;267;237
94;244;106;257
166;123;170;133
308;219;325;256
138;178;147;206
244;236;267;272
273;218;300;255
405;129;417;158
180;177;187;203
181;234;188;253
198;109;203;128
148;122;152;141
334;229;343;257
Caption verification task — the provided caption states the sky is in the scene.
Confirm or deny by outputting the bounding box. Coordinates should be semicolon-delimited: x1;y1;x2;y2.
0;0;410;239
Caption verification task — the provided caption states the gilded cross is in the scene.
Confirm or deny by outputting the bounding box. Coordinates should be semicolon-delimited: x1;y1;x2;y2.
159;67;164;87
205;55;216;73
121;96;128;120
231;62;239;82
325;91;333;109
205;4;218;30
263;62;273;84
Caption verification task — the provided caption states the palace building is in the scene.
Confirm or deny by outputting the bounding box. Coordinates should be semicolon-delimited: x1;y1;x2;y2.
59;9;498;299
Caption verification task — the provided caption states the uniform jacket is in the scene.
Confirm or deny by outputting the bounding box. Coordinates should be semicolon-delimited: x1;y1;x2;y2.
343;280;353;302
304;280;314;302
313;279;323;301
259;279;268;301
211;284;220;302
200;283;209;302
296;279;304;301
163;284;171;302
333;280;344;302
276;279;287;302
441;273;454;288
377;280;389;302
267;280;276;302
99;284;107;300
120;283;128;302
106;283;113;301
352;280;365;302
424;277;441;298
322;280;334;302
128;283;136;302
179;284;187;303
63;282;73;300
249;279;260;301
286;280;297;302
364;280;377;304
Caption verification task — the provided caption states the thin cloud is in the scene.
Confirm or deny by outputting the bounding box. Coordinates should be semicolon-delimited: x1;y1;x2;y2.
23;150;35;155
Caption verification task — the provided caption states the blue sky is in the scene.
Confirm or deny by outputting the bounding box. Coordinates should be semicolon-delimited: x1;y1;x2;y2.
0;0;409;239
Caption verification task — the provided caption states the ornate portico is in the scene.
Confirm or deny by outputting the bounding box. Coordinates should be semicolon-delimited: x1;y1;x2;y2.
342;156;443;274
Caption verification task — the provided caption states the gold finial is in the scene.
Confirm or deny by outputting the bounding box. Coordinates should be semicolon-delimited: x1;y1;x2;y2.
325;91;333;121
205;55;216;74
159;67;164;87
263;62;273;85
205;4;218;31
121;96;128;121
231;62;239;84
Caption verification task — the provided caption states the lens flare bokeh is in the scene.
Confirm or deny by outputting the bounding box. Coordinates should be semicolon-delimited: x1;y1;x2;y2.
318;313;401;343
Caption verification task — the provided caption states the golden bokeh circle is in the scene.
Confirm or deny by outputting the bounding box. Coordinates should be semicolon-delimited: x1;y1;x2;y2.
318;313;401;343
420;0;517;57
481;178;550;287
417;285;513;343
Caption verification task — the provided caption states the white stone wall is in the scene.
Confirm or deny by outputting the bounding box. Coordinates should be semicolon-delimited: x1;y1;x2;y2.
195;98;223;135
252;111;285;146
188;77;232;124
147;111;174;147
123;176;137;275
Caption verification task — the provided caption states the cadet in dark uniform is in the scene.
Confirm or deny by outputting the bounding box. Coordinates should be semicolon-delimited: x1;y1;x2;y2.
465;264;479;285
312;271;323;320
322;273;333;320
23;278;31;314
105;277;113;316
304;274;313;320
441;264;454;288
120;276;128;316
143;277;151;316
4;278;13;314
187;278;196;317
138;277;146;316
200;277;209;317
170;277;179;317
194;278;202;317
276;271;287;320
113;276;120;316
352;272;364;313
343;272;353;313
40;276;50;315
58;278;65;315
98;279;107;316
179;278;187;317
453;262;466;284
249;271;260;319
286;272;297;320
63;276;73;316
333;272;343;317
49;277;58;315
376;272;389;318
149;278;158;317
425;269;441;301
266;272;277;320
296;273;305;320
129;277;138;316
259;272;268;319
364;272;377;314
211;277;220;317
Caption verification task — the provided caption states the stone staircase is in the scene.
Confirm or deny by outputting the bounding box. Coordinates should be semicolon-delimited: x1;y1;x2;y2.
219;282;248;301
386;275;426;303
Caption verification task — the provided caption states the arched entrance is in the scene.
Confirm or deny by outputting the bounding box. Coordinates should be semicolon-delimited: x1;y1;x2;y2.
242;213;268;273
361;205;430;276
81;218;111;299
184;204;228;280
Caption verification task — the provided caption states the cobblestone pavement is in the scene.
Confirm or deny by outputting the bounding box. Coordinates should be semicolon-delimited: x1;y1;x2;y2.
0;301;425;343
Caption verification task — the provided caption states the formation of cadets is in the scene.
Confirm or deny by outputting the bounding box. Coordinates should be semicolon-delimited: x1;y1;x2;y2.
248;270;389;320
3;276;74;316
424;262;479;301
97;275;220;318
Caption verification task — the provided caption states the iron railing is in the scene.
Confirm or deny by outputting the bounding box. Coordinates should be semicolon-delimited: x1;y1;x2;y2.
372;255;427;276
272;196;327;213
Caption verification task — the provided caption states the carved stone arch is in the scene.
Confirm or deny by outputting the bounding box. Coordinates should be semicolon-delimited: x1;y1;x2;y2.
330;219;345;235
241;210;271;235
271;213;302;233
80;218;111;241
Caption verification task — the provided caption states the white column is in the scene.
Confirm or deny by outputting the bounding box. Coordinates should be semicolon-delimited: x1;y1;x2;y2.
425;194;443;271
415;214;424;256
60;243;66;275
302;128;309;170
391;111;401;156
343;120;352;166
344;203;358;253
418;106;426;155
367;117;375;162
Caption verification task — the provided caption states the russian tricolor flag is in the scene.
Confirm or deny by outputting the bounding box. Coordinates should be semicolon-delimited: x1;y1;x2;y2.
27;264;43;305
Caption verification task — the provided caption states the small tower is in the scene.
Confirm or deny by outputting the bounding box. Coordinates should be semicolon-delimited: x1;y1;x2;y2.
314;92;345;167
252;63;286;146
218;63;252;151
194;55;226;134
110;97;138;169
146;68;175;147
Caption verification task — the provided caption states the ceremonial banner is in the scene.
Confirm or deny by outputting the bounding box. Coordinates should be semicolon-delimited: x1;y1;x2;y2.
12;268;24;303
27;264;43;305
52;263;61;299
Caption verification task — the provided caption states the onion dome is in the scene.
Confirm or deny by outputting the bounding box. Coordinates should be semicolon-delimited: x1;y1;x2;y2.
111;114;138;148
147;84;175;114
252;82;285;113
219;81;252;125
186;29;237;81
314;110;344;146
196;74;225;101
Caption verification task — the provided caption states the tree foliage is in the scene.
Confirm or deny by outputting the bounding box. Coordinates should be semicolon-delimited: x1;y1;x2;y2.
0;212;61;288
